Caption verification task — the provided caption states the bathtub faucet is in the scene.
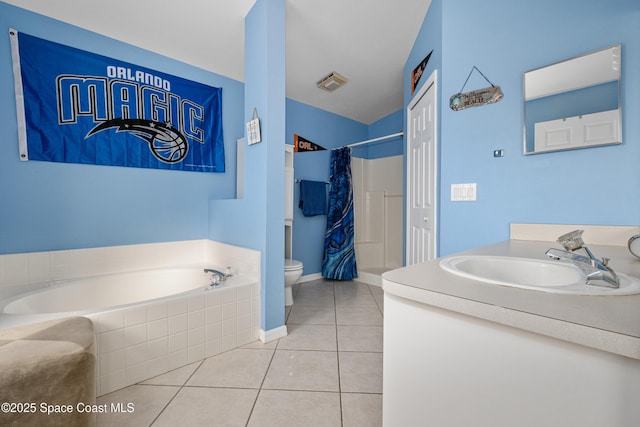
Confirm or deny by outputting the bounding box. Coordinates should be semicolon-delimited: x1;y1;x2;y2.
204;268;233;282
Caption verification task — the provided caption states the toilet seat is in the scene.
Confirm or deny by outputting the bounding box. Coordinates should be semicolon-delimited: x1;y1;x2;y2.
285;259;303;271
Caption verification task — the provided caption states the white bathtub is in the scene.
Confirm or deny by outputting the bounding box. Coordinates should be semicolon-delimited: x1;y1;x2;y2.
1;267;213;315
0;267;260;396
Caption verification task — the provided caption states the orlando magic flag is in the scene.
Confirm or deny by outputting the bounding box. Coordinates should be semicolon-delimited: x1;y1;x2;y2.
10;29;225;173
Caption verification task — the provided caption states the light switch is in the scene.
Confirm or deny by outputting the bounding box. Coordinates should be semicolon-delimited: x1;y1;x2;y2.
451;183;477;201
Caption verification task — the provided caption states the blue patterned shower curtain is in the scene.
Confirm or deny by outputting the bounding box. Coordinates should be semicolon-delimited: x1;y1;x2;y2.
322;147;358;280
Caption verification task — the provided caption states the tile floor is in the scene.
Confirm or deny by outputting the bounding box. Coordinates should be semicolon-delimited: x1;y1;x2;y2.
96;279;384;426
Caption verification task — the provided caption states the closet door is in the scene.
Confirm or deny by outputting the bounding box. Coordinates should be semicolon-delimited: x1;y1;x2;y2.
406;71;437;265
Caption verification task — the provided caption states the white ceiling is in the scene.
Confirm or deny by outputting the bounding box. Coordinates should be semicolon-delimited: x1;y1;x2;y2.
4;0;431;124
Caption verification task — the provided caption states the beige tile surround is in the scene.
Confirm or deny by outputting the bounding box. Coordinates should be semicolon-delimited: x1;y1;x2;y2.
0;240;260;301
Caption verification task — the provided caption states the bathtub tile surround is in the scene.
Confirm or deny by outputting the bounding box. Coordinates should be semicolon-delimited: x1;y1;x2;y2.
90;279;260;395
0;239;259;302
0;239;261;397
96;279;383;426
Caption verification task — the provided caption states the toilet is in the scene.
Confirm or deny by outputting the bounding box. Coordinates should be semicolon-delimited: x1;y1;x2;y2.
284;259;303;306
284;146;304;306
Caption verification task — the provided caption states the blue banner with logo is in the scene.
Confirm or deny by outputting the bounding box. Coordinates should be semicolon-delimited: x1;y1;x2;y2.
10;29;225;173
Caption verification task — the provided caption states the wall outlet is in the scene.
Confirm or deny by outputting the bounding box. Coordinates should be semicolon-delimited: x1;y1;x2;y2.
451;183;477;201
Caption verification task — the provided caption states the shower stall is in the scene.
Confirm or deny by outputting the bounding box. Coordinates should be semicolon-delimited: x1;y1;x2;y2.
351;154;403;284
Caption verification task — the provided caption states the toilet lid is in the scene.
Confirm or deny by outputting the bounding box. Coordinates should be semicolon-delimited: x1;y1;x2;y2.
285;259;303;270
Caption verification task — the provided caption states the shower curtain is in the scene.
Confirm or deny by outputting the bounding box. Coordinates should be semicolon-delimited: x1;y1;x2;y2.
322;147;358;280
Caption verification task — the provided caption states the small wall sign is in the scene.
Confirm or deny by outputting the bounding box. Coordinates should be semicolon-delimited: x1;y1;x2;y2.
246;108;261;145
449;66;503;111
450;86;503;111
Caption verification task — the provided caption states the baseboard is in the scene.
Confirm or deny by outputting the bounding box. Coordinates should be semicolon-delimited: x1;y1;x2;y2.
354;271;382;287
299;271;383;287
299;272;323;283
260;325;288;343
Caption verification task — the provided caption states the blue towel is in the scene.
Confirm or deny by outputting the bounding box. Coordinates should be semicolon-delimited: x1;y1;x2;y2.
299;180;327;216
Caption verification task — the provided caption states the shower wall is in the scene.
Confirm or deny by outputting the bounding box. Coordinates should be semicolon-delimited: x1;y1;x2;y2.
352;155;403;274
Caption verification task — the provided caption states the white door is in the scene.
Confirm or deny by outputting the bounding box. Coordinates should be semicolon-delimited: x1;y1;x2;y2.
406;70;437;265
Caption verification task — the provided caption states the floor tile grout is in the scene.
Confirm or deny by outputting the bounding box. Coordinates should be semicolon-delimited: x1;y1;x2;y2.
332;279;345;427
147;358;206;425
243;343;278;427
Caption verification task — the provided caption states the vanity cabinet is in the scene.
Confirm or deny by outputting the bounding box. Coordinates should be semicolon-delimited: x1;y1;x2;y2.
382;236;640;427
383;291;640;427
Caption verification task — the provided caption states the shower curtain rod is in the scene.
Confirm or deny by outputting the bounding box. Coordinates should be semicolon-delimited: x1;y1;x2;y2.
337;132;404;149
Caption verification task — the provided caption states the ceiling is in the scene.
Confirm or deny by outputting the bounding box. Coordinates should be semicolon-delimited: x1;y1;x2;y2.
4;0;431;124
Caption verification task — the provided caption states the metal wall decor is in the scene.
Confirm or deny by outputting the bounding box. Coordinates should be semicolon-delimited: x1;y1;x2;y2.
450;66;503;111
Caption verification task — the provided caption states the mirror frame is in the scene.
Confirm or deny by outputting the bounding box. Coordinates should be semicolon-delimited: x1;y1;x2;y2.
523;44;622;155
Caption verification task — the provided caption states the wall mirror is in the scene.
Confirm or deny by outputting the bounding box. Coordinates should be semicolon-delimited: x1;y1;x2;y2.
523;44;621;154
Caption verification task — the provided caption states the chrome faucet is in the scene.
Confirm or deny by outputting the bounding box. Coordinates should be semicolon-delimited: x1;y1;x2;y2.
204;267;233;286
545;230;619;289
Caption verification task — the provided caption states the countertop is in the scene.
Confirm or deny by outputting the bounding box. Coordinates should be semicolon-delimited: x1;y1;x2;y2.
382;239;640;360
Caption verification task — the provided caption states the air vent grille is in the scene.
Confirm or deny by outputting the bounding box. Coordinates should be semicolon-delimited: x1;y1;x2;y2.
317;72;348;92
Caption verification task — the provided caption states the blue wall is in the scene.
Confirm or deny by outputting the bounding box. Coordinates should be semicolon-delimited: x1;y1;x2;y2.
0;2;244;254
407;0;640;257
210;0;286;332
354;109;404;160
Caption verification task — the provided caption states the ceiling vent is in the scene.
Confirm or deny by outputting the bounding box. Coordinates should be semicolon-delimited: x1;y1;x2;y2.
317;72;348;92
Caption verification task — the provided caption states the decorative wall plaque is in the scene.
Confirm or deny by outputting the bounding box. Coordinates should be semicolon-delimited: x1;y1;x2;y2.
450;66;503;111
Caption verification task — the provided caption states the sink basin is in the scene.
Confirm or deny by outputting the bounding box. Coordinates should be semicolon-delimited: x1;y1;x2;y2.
439;255;640;295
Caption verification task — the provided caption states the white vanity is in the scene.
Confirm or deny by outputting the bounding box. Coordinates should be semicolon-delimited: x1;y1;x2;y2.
382;225;640;427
